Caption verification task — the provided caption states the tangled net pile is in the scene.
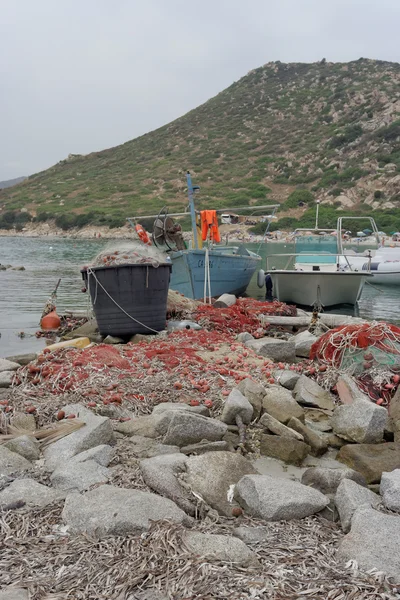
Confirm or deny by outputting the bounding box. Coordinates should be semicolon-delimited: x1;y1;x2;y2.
310;321;400;403
87;242;167;268
194;298;296;336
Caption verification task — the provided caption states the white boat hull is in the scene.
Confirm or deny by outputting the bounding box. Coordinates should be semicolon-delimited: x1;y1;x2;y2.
269;271;369;307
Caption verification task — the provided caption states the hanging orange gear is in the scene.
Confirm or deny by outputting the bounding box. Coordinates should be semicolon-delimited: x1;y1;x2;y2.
200;210;221;243
135;224;151;245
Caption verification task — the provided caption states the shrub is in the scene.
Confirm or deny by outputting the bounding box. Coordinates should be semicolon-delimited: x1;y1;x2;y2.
284;189;314;208
374;190;383;199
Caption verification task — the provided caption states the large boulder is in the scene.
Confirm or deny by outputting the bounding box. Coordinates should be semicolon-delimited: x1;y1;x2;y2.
337;442;400;483
336;375;370;405
380;469;400;511
235;474;329;521
293;330;318;358
335;478;380;532
126;435;180;459
262;386;305;424
277;370;300;391
220;389;253;425
0;358;20;372
62;485;190;537
293;376;335;411
114;415;165;439
185;451;257;517
4;435;40;462
0;479;61;510
287;417;328;456
260;434;310;465
70;444;114;466
0;446;32;476
338;506;400;584
182;531;259;567
330;400;388;444
259;413;304;441
139;454;195;516
237;378;266;419
6;353;37;366
0;372;14;388
163;412;227;447
50;460;110;492
245;337;296;363
301;467;367;495
180;441;229;455
233;526;269;544
43;404;114;471
152;403;210;418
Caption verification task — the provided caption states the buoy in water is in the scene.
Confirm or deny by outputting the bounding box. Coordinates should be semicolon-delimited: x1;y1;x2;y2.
257;269;265;288
41;311;61;331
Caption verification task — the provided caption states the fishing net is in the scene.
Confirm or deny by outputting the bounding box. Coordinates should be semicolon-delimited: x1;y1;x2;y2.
88;242;168;268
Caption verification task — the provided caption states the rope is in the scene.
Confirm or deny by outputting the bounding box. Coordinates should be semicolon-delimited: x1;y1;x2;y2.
86;268;161;334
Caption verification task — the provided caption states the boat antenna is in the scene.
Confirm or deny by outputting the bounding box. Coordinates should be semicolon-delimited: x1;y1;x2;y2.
186;171;200;250
257;205;278;253
315;200;320;229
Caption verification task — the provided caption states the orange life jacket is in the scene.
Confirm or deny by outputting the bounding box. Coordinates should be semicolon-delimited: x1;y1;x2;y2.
200;210;221;243
135;224;151;245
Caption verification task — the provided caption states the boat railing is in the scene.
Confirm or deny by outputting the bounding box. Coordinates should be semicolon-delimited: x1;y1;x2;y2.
266;252;371;273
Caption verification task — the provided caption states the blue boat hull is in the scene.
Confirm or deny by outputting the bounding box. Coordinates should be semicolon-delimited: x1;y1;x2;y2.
169;247;261;299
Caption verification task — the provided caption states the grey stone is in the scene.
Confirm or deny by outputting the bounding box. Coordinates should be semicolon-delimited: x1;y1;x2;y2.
278;370;301;390
237;378;266;419
287;417;328;456
127;435;180;458
114;415;162;438
0;478;61;509
303;408;332;432
0;372;14;388
380;469;400;511
43;403;114;471
62;485;190;537
321;432;347;448
51;460;110;492
262;385;305;424
335;479;380;533
233;526;269;544
163;412;227;447
103;335;125;344
10;412;36;432
338;506;400;583
259;413;304;441
337;442;400;483
260;434;310;465
293;330;318;358
235;474;329;521
180;440;229;455
301;467;367;495
11;266;25;271
152;402;209;417
0;358;20;372
62;319;99;341
182;531;259;567
221;389;253;425
223;430;240;449
331;399;388;444
245;337;296;362
0;588;29;600
185;451;257;516
140;454;195;516
131;592;168;600
0;446;32;476
70;444;114;466
5;353;37;366
4;435;40;461
237;332;254;343
336;374;370;405
293;376;335;411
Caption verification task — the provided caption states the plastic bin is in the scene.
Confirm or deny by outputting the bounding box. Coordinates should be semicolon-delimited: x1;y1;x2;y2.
81;263;171;336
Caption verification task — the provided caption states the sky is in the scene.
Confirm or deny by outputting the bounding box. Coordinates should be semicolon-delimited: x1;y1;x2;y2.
1;0;400;181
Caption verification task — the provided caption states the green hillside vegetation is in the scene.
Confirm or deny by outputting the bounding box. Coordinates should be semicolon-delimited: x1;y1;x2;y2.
1;58;400;230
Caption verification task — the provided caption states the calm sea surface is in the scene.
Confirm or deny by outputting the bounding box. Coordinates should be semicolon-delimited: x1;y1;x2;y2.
0;237;399;358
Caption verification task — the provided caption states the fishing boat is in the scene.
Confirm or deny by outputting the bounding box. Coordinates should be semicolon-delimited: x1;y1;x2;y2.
127;172;276;300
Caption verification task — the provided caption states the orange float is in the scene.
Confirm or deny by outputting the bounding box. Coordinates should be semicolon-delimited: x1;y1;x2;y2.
40;310;61;331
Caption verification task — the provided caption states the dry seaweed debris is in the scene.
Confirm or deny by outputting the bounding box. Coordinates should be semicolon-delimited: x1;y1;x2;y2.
0;507;398;600
0;420;85;447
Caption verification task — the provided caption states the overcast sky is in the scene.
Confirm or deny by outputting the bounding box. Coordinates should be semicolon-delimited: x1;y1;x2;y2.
1;0;399;181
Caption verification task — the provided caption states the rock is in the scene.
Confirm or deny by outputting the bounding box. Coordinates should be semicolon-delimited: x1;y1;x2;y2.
293;330;318;358
235;474;329;520
182;531;259;567
337;442;400;483
389;386;400;426
259;413;304;441
245;337;295;362
0;446;32;476
130;333;159;344
237;378;266;419
4;435;40;461
262;386;305;424
277;370;300;390
185;451;257;516
260;434;310;465
220;389;253;425
330;399;388;444
0;588;29;600
301;467;367;495
237;332;254;343
223;430;240;449
43;404;114;471
322;433;347;448
10;412;36;432
336;375;369;404
0;478;61;509
103;335;125;344
140;454;195;516
114;415;162;438
287;417;328;456
335;479;380;532
5;353;37;366
70;444;114;466
132;592;168;600
62;485;190;537
163;412;227;447
11;266;25;271
62;319;99;342
380;469;400;511
51;460;110;492
127;435;180;458
0;358;20;372
180;440;229;455
338;506;400;583
303;408;332;432
233;526;269;544
152;402;209;417
293;376;335;411
0;372;14;388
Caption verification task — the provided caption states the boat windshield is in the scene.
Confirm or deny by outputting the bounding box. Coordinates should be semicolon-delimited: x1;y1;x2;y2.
295;235;338;264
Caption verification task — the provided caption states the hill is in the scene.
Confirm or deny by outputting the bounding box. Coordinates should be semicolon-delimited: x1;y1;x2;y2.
0;176;26;190
1;58;400;232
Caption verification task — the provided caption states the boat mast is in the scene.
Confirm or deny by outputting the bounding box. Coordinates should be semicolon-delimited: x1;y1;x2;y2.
186;171;199;250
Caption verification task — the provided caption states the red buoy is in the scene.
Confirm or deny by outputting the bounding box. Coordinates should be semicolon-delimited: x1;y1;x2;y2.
41;311;61;331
